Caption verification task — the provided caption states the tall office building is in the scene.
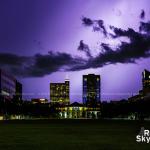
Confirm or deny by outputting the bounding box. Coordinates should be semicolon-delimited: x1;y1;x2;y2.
15;81;22;101
83;74;101;105
128;69;150;101
0;69;16;100
0;69;22;101
50;79;70;105
142;69;150;95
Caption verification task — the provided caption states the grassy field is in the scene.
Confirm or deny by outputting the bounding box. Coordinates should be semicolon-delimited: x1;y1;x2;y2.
0;119;150;150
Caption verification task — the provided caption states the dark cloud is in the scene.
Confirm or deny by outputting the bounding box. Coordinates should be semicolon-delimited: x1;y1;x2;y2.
82;17;107;36
0;53;29;66
93;20;107;36
1;20;150;77
0;53;33;77
139;21;150;33
78;40;92;58
109;26;137;38
101;43;112;52
0;52;86;77
82;17;93;26
140;9;145;19
75;15;150;70
87;25;150;68
1;11;150;77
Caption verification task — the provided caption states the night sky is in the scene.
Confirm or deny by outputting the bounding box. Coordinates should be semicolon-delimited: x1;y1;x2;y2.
0;0;150;102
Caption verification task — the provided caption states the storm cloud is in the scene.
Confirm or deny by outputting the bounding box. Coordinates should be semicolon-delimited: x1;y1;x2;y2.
140;9;145;19
1;11;150;77
0;52;86;77
139;21;150;33
82;17;107;36
89;31;150;68
75;17;150;70
78;40;92;58
79;12;150;69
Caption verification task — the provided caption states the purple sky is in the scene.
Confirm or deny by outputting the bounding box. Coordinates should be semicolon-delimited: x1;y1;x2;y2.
0;0;150;102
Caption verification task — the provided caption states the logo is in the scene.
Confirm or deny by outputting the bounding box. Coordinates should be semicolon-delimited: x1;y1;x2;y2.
136;127;150;143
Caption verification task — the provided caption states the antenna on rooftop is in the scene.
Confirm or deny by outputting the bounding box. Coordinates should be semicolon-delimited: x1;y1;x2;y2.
65;73;69;81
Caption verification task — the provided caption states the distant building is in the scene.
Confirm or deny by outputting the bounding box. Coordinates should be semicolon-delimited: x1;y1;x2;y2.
50;79;70;105
128;94;142;101
14;81;22;101
31;98;48;104
83;74;101;106
142;69;150;96
0;69;16;100
56;102;101;119
0;69;22;101
128;69;150;101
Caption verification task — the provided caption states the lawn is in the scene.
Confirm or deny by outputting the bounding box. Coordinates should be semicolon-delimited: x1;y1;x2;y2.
0;119;150;150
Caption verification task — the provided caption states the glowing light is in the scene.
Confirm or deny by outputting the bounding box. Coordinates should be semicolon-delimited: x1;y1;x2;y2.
79;107;83;111
1;90;9;96
0;116;3;120
39;99;45;101
64;112;67;118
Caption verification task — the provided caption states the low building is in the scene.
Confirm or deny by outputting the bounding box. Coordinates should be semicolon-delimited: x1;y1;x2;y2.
128;94;143;101
56;102;101;119
31;98;48;104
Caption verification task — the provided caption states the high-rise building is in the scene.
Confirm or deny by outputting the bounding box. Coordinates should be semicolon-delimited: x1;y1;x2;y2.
0;69;22;101
142;69;150;95
0;69;16;100
128;69;150;101
15;81;22;101
50;79;70;105
83;74;101;105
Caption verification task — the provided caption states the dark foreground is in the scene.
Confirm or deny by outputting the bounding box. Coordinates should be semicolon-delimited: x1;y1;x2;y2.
0;119;150;150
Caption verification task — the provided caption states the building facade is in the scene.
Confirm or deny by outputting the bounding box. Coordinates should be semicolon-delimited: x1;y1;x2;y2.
56;102;101;119
50;79;70;105
83;74;101;106
128;69;150;101
142;69;150;96
0;69;22;101
31;98;48;104
15;81;22;101
0;69;16;100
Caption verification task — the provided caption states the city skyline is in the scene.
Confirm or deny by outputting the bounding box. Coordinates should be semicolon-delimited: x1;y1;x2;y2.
0;0;150;102
0;68;149;103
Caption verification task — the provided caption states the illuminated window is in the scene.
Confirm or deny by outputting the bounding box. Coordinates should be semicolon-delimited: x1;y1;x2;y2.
79;107;83;111
64;112;67;118
84;78;87;81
